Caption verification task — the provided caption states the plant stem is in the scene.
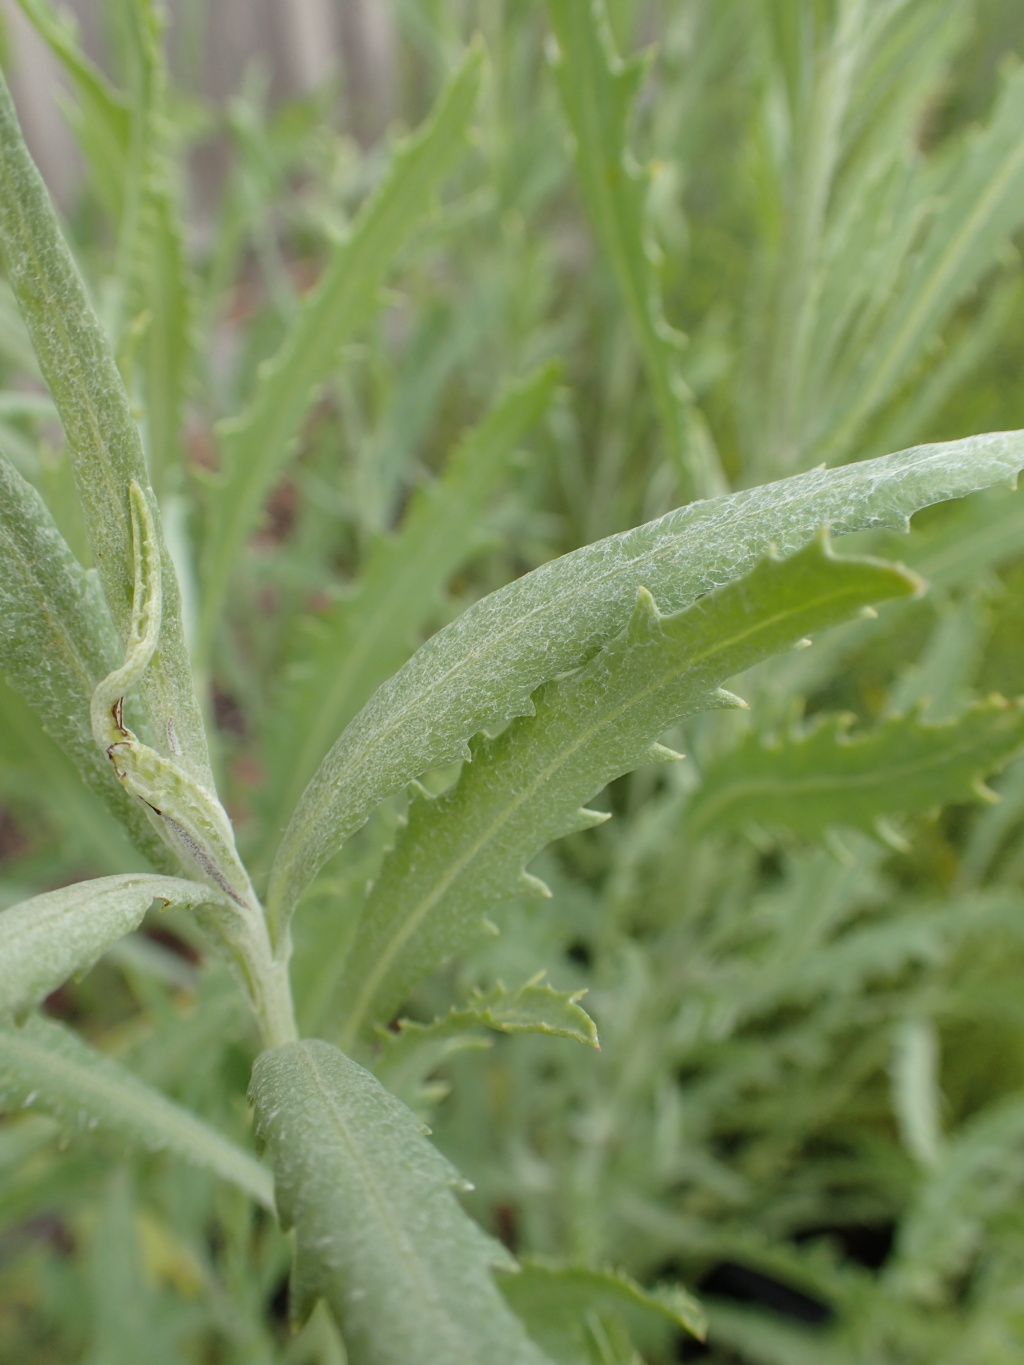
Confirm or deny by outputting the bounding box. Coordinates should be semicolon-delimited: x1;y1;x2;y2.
234;911;299;1049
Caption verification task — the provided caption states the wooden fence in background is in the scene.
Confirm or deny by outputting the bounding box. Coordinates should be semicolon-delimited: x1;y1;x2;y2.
1;0;397;206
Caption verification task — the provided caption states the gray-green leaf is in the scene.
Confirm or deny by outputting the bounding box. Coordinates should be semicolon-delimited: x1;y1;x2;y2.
0;874;223;1019
381;977;600;1063
335;536;916;1040
267;431;1024;936
501;1260;706;1363
688;699;1024;839
0;453;174;869
249;1038;552;1364
0;65;211;786
0;1014;272;1208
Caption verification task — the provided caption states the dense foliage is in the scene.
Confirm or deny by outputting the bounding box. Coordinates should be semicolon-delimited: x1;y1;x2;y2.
4;1;1024;1361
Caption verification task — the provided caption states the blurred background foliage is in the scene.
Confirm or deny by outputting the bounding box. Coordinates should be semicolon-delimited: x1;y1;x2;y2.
5;0;1024;1361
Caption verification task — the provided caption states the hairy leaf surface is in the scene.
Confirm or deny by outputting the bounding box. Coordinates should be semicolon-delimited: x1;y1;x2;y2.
0;874;222;1019
200;45;484;650
268;433;1024;933
688;700;1024;838
336;538;916;1039
249;1039;552;1363
0;1015;272;1208
0;66;211;786
0;454;173;868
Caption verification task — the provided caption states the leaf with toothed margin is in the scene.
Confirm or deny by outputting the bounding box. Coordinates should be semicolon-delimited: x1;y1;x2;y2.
499;1258;706;1362
373;977;598;1115
333;535;918;1043
248;1039;554;1365
688;699;1024;841
380;976;599;1065
267;431;1024;941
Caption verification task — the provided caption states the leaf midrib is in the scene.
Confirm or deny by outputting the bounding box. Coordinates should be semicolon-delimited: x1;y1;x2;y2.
298;1046;472;1360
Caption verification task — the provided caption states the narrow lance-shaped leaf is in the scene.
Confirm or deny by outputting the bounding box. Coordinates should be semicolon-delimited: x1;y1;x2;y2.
755;0;866;475
688;699;1024;839
199;44;485;654
0;66;212;787
13;0;131;220
0;874;226;1020
266;363;559;838
114;0;193;497
249;1039;553;1365
336;536;918;1041
0;453;175;869
0;1014;273;1209
545;0;724;500
267;431;1020;938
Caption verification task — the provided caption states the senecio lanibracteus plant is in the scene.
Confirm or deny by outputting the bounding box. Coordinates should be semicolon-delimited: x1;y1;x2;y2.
4;6;1024;1364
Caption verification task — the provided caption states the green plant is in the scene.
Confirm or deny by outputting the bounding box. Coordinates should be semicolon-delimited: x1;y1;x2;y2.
5;2;1024;1362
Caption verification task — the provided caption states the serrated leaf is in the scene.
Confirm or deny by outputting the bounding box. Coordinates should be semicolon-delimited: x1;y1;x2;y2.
373;977;597;1116
0;453;174;869
268;432;1024;937
249;1039;552;1364
545;0;723;500
381;976;600;1065
268;431;1024;933
0;874;223;1019
0;66;211;787
266;363;559;838
500;1259;706;1364
688;700;1024;839
0;1014;272;1208
199;43;485;653
335;537;916;1040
